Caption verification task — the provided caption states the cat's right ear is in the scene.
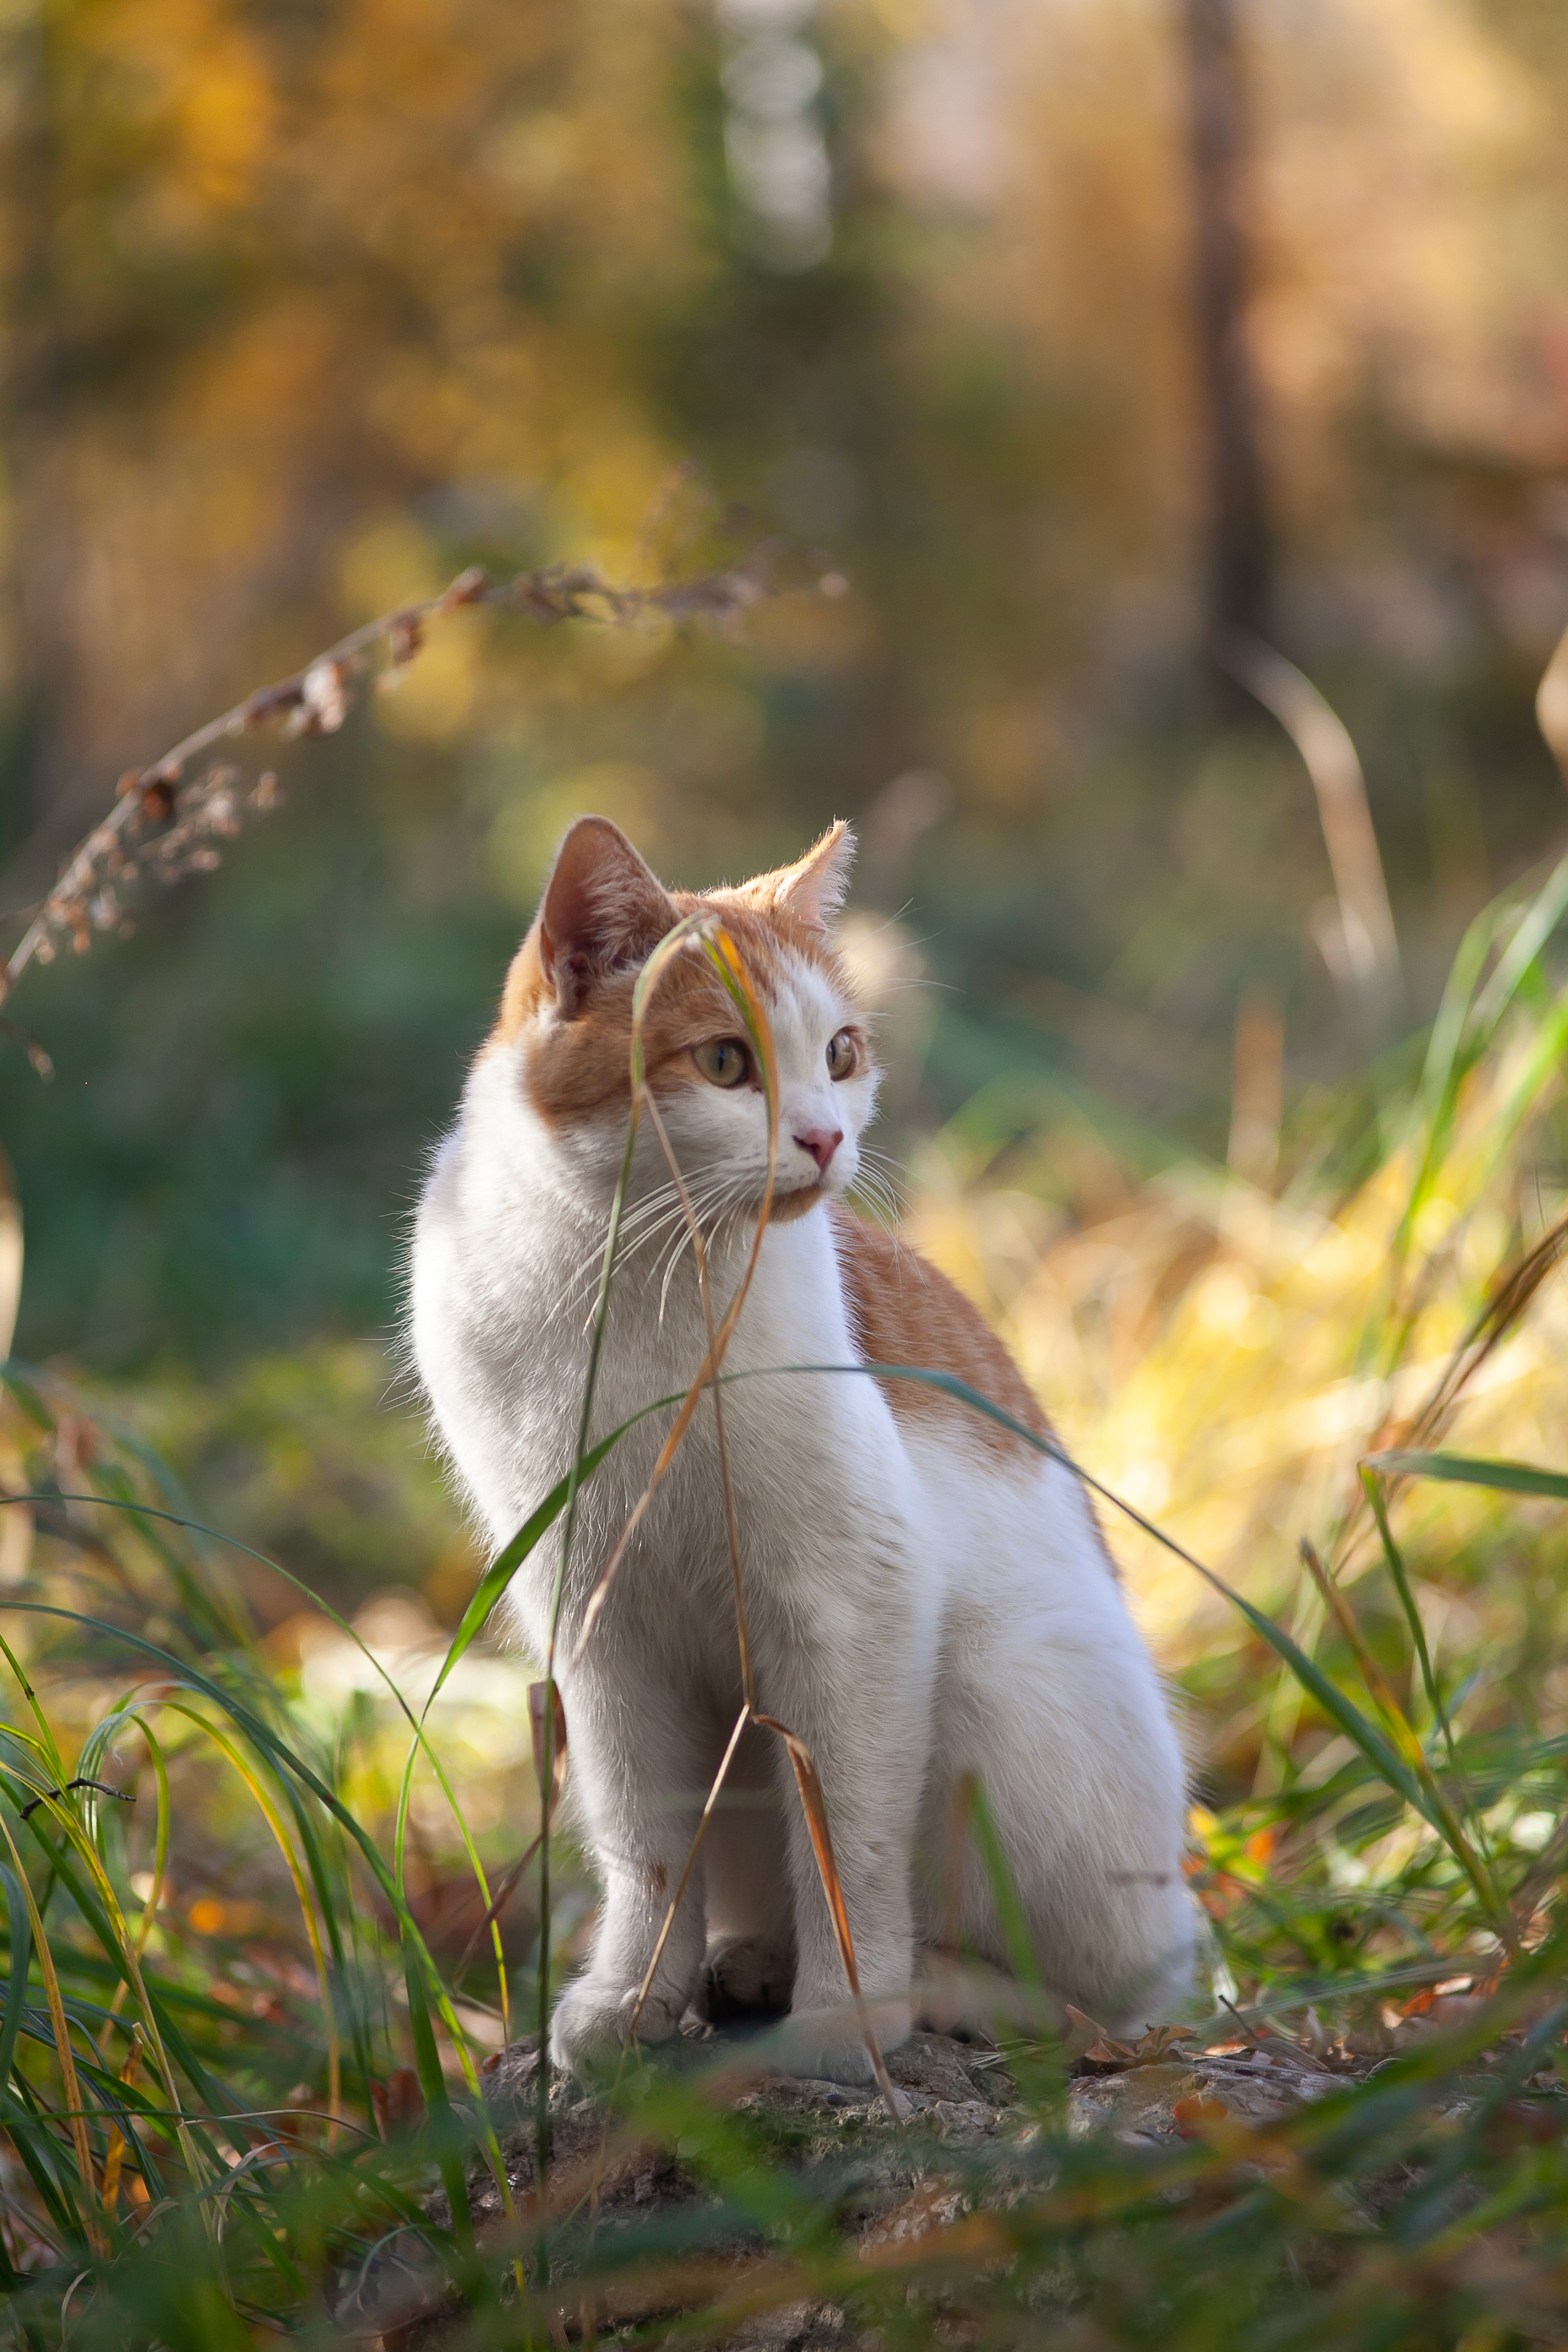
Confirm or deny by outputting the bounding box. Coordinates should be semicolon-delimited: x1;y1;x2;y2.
537;817;675;1018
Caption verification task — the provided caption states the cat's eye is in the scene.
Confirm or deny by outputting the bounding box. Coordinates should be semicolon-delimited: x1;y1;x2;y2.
694;1037;750;1089
825;1028;858;1081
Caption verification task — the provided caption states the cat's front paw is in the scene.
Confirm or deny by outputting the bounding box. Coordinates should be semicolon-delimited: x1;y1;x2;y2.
767;1996;912;2086
548;1975;686;2081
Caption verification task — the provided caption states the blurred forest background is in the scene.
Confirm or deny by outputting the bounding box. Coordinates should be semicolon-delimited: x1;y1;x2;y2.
2;0;1567;1620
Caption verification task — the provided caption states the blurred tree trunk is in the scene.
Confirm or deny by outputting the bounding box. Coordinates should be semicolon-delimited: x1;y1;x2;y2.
1183;0;1272;643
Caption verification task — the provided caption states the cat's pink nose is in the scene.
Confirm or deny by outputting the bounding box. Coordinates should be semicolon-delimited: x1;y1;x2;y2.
794;1126;843;1173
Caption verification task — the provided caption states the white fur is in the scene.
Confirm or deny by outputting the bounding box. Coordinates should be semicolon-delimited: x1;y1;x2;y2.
411;934;1194;2081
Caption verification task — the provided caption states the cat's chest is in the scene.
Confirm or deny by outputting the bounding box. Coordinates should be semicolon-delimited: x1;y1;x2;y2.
464;1206;868;1513
575;1216;857;1446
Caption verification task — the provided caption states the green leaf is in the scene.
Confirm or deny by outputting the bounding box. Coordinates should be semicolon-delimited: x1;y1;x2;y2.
0;1861;33;2104
427;1425;629;1708
404;1948;471;2254
1367;1449;1568;1502
966;1779;1042;1991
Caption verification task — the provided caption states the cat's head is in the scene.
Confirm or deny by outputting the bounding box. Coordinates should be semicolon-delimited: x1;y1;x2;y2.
490;815;878;1221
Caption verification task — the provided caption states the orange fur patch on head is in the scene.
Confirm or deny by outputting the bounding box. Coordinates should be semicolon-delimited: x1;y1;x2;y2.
495;928;550;1042
828;1205;1049;1464
487;818;863;1129
520;936;742;1124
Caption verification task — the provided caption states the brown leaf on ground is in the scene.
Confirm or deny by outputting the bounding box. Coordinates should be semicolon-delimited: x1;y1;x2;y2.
1068;2009;1198;2073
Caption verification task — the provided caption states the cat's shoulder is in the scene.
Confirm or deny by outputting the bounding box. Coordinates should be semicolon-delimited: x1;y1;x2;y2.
825;1204;1048;1457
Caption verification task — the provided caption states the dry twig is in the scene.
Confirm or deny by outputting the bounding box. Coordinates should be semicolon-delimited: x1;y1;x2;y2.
2;556;776;1004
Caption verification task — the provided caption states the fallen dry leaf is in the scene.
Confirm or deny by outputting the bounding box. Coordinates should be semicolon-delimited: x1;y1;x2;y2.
1070;2010;1199;2073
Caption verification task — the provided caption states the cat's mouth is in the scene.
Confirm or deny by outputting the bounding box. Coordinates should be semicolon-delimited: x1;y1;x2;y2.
688;1165;841;1228
765;1177;828;1224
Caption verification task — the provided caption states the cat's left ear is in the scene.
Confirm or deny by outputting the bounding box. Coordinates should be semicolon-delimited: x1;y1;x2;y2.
537;816;675;1018
749;821;856;934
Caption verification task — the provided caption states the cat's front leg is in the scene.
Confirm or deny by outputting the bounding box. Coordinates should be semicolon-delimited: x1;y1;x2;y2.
754;1573;934;2083
547;1667;708;2079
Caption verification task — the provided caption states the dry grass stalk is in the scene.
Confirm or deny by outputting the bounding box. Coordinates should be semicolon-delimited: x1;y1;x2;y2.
1218;629;1401;1036
3;554;776;1003
1398;1204;1568;1461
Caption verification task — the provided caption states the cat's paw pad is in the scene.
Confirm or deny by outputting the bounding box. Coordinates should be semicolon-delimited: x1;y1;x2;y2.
548;1977;685;2079
700;1936;793;2023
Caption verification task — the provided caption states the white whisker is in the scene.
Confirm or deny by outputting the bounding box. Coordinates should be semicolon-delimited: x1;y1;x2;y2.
553;1166;751;1337
546;1162;739;1327
656;1175;755;1324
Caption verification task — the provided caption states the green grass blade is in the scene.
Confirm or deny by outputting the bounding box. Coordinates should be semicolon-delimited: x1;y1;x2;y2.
966;1779;1042;1992
1471;842;1568;1036
1359;1468;1451;1753
3;2069;83;2246
1386;854;1568;1331
0;1860;34;2097
424;1424;633;1710
403;1949;473;2260
1357;1469;1510;1935
1367;1448;1568;1500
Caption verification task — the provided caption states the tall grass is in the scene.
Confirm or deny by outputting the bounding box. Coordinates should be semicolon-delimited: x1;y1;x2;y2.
5;819;1568;2341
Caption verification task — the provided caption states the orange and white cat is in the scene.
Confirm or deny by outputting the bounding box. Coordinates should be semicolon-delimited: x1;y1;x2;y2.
411;817;1193;2081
